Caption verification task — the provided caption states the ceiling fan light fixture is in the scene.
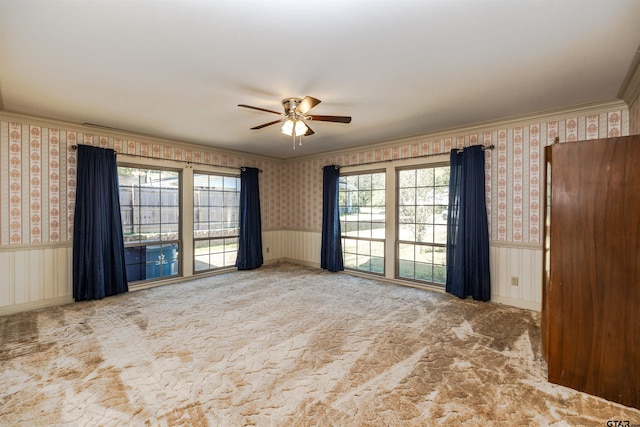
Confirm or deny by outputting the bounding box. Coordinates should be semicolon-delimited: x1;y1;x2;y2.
281;119;308;137
294;120;308;136
281;119;294;135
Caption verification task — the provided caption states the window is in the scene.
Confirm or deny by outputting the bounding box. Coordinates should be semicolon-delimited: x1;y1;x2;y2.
397;165;449;285
193;173;240;272
119;167;180;282
339;171;385;274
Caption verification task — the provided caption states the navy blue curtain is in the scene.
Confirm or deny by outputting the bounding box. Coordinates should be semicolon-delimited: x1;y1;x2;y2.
236;167;263;270
446;145;491;301
72;145;128;301
321;165;344;272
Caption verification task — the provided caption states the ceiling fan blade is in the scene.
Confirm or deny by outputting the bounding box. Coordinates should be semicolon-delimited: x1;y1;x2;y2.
303;122;315;136
251;119;283;130
308;115;352;124
238;104;283;115
296;96;321;115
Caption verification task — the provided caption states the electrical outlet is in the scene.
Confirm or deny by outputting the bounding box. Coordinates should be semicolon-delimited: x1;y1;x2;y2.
266;247;270;253
511;276;519;287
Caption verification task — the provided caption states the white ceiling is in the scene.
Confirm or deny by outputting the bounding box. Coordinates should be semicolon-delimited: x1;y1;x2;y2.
1;0;639;159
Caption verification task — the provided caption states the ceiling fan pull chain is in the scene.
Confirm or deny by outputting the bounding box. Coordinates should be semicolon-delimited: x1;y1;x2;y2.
292;133;295;150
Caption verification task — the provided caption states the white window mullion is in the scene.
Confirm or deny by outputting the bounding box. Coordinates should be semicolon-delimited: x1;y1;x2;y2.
182;167;194;277
384;164;396;280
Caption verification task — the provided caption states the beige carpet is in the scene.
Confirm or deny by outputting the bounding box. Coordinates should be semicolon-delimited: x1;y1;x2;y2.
1;263;638;426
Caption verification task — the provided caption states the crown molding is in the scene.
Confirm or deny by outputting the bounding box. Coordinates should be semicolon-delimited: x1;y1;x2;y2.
618;44;640;106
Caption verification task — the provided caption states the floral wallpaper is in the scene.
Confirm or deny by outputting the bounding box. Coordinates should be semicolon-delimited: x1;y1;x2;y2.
281;109;628;245
0;120;281;245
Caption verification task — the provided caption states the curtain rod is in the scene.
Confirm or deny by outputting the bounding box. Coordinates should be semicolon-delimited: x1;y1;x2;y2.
456;144;495;154
69;144;262;172
330;144;495;170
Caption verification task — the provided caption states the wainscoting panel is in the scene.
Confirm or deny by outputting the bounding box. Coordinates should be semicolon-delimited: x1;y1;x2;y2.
262;229;285;263
490;243;543;311
0;245;73;315
282;230;322;268
0;236;543;315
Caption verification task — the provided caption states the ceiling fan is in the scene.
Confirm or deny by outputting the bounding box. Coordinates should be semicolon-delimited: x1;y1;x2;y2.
238;96;352;149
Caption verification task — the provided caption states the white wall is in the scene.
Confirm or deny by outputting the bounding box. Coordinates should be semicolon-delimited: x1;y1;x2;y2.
489;243;542;311
262;229;288;264
282;229;322;268
0;244;73;315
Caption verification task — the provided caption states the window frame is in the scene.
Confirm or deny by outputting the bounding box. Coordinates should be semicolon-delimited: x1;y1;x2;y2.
395;162;450;287
192;171;241;273
118;164;183;284
339;169;386;275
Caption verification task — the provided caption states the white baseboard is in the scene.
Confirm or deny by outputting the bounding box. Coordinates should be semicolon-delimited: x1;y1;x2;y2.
491;295;541;312
0;296;74;316
262;258;283;266
279;257;321;269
